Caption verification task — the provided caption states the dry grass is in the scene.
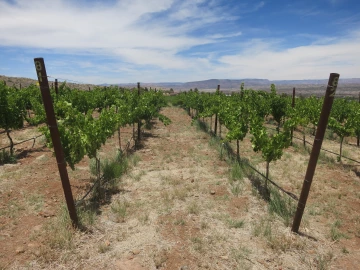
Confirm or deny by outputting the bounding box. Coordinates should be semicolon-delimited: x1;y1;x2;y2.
2;106;359;270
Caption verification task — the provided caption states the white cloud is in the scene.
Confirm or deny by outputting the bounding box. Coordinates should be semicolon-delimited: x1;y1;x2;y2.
254;1;265;11
0;0;213;50
0;0;224;73
209;31;242;39
217;32;360;80
327;0;342;5
0;0;360;83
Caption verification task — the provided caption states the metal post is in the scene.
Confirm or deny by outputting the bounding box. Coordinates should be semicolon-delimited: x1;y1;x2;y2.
33;58;78;228
55;79;58;95
214;85;220;136
292;73;339;233
116;106;121;151
292;87;296;107
358;93;360;147
291;87;295;145
137;82;141;145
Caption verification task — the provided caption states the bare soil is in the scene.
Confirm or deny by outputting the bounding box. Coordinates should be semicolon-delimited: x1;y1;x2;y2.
1;106;359;269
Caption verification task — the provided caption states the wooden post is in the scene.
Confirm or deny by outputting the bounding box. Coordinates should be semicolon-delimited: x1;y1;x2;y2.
292;73;339;233
33;58;78;228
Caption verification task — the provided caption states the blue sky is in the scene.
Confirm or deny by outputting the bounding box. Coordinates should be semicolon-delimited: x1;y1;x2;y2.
0;0;359;84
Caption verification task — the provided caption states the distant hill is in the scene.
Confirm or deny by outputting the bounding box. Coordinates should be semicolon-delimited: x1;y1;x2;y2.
107;78;360;97
108;78;360;90
182;79;270;89
2;74;359;97
0;75;96;91
273;78;360;85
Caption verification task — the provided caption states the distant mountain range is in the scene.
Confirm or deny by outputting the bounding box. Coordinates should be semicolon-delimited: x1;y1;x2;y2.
2;74;359;97
104;78;360;92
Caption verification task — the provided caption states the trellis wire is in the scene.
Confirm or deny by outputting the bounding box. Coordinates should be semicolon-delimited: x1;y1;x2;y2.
0;134;44;151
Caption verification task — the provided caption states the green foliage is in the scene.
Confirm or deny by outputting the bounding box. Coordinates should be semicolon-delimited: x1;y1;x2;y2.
250;117;291;163
250;116;291;191
0;82;28;154
306;96;322;132
20;84;46;125
328;98;358;160
0;149;17;164
269;86;289;130
179;86;295;192
164;94;182;106
220;98;249;143
349;101;360;139
158;114;172;126
0;82;26;130
329;98;354;139
38;85;169;170
100;151;128;186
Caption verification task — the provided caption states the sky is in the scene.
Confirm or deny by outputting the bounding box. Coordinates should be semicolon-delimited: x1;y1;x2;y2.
0;0;359;84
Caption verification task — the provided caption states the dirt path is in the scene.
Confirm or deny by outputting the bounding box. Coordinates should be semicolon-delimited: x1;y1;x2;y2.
2;106;360;269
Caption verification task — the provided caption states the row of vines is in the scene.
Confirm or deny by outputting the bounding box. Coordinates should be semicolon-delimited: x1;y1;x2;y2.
177;84;360;191
0;81;170;170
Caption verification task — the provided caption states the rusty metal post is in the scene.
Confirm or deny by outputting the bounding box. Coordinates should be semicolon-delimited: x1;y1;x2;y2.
137;82;141;146
115;106;121;151
55;79;58;95
358;93;360;147
291;87;295;145
292;87;296;107
33;58;78;228
214;85;220;136
292;73;339;233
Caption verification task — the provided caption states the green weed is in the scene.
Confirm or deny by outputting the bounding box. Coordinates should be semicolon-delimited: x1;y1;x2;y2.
111;200;130;222
0;149;16;164
268;188;296;226
174;218;186;226
330;220;348;241
227;219;245;229
187;201;200;215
